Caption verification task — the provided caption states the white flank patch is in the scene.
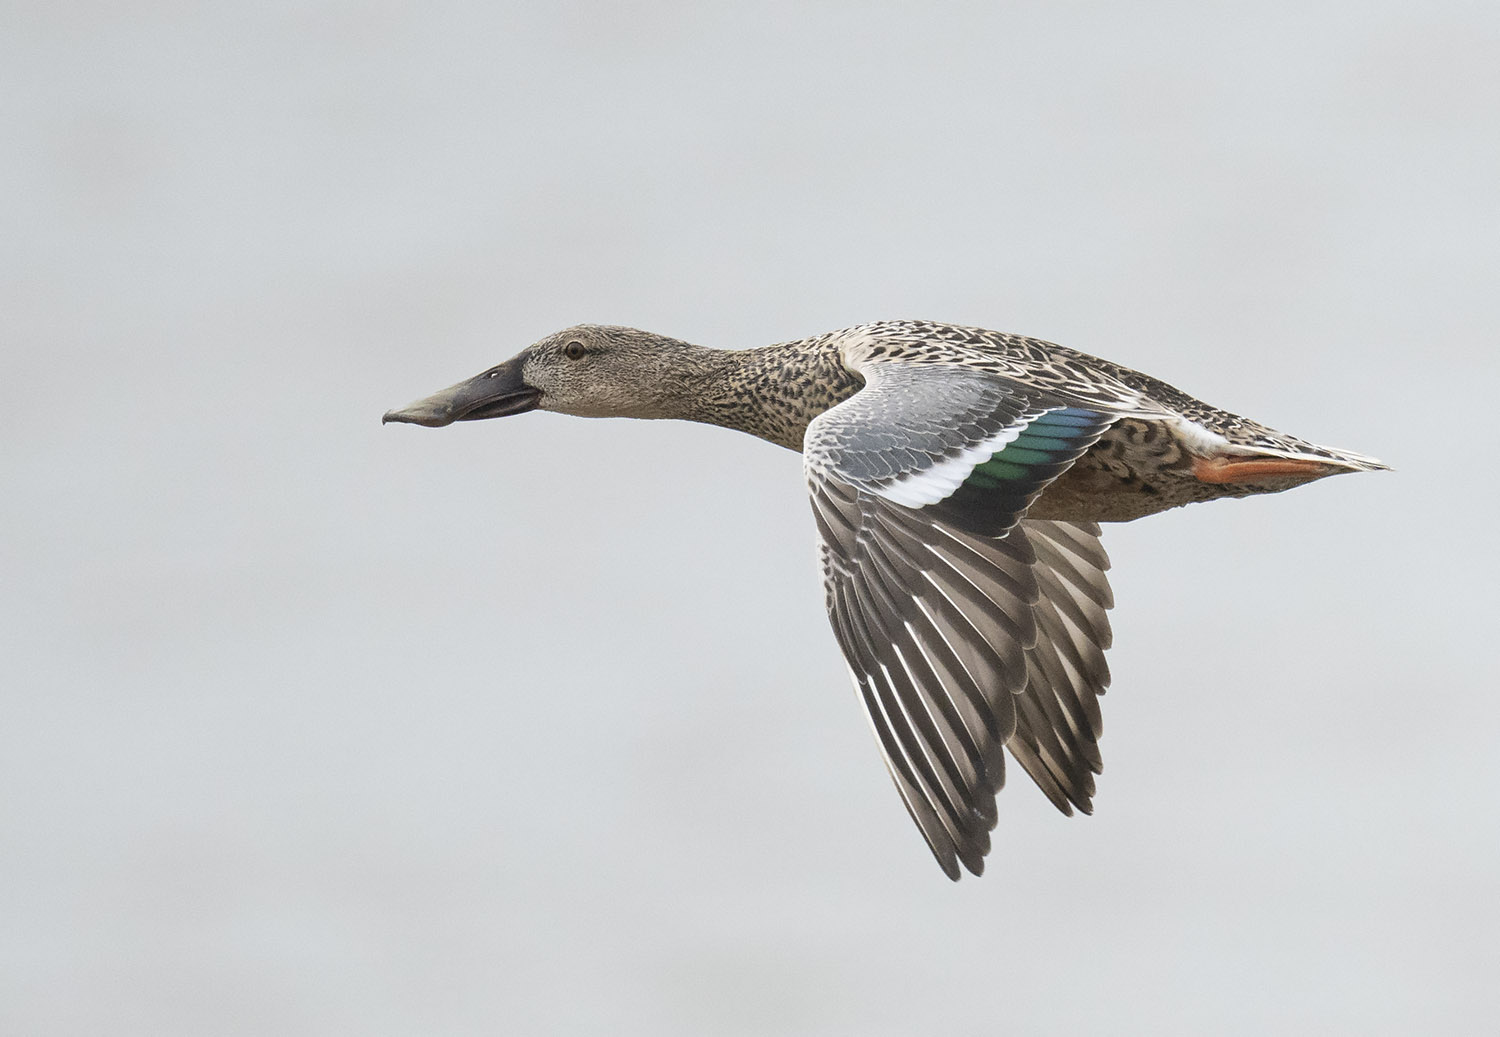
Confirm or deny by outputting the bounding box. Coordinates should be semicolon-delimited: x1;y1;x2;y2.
1166;415;1235;455
875;425;1025;508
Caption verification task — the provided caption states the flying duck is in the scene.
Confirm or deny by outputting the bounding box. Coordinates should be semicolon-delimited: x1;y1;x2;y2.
384;320;1386;879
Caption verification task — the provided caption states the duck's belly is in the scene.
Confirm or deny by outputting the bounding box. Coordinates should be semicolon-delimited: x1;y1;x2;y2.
1028;418;1267;522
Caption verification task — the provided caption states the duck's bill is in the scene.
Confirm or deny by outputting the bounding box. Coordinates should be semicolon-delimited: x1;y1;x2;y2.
383;358;540;427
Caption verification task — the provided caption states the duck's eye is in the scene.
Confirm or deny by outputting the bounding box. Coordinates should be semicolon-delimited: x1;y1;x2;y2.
563;341;587;361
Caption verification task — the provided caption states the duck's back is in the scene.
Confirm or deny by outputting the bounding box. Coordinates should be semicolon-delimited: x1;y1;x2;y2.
818;321;1383;522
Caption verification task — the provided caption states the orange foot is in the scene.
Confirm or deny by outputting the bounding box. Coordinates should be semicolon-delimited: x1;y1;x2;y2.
1192;456;1336;484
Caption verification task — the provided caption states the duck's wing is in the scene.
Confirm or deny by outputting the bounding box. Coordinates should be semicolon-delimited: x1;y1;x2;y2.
1007;519;1113;817
804;363;1117;879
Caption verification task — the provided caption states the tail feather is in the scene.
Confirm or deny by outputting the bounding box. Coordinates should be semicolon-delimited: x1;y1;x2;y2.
1262;442;1390;473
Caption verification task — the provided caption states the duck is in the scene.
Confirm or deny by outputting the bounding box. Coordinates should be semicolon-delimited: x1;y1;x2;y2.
384;320;1387;880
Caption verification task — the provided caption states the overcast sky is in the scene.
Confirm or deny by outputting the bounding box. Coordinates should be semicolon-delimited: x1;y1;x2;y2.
4;2;1497;1033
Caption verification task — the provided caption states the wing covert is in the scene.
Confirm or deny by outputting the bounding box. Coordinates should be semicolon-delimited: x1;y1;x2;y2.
805;364;1116;537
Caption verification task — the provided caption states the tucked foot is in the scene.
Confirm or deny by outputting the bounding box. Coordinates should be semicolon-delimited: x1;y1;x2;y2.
1192;455;1341;484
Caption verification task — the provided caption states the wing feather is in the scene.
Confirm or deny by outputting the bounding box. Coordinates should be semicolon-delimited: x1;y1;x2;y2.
806;363;1121;878
1007;520;1115;814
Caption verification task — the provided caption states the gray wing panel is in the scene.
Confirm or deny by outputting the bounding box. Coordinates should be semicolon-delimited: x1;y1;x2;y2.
805;363;1117;539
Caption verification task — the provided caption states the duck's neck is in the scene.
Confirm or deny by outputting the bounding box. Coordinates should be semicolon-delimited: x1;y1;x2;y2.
666;337;863;451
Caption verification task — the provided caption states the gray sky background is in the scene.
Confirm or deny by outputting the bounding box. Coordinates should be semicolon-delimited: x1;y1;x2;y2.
4;2;1497;1033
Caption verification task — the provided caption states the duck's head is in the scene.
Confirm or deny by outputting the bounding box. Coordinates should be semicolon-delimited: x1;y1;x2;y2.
383;324;704;427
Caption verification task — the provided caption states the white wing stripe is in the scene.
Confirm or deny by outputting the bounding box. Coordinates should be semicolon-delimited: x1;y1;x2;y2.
875;425;1027;507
